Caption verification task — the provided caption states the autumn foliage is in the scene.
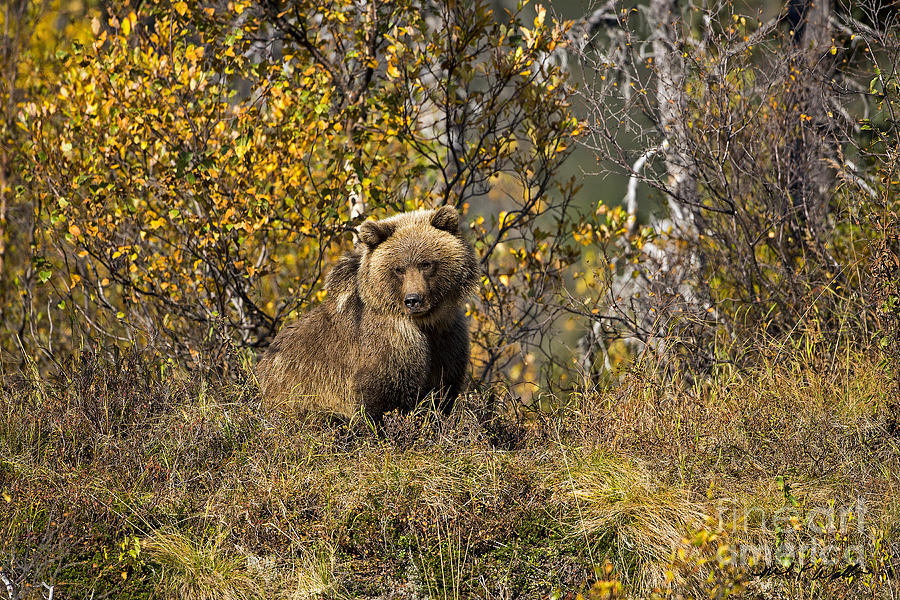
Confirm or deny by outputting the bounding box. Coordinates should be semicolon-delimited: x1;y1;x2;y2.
4;0;580;384
2;0;897;386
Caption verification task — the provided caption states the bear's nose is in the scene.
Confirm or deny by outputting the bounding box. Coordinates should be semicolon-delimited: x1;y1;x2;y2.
404;294;423;310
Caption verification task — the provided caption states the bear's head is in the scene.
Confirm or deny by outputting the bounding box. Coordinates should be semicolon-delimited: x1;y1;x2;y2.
357;206;479;323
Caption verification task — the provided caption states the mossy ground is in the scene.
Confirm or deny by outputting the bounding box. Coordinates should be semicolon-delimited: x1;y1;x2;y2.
1;339;898;599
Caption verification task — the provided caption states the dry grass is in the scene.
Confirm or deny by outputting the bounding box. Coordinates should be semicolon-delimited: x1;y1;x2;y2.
554;455;707;591
0;339;898;599
145;530;262;600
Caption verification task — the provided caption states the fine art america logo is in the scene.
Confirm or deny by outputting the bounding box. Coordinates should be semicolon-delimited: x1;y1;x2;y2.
712;496;871;572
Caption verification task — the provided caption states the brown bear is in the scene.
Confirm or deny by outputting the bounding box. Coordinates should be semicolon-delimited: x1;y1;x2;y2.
257;206;479;422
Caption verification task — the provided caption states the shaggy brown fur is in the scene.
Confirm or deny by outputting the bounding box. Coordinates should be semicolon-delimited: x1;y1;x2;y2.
257;206;479;421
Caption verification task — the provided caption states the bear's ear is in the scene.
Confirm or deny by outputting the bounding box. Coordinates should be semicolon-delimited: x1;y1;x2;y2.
430;205;460;233
358;219;395;248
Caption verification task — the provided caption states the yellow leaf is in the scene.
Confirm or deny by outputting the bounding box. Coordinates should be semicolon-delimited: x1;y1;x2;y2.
121;12;134;36
174;1;188;16
534;5;546;28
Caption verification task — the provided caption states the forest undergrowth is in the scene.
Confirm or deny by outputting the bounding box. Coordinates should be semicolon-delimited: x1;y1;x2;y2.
1;335;898;600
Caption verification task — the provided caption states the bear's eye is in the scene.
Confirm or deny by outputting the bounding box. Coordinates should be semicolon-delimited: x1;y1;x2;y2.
393;266;406;276
420;261;433;271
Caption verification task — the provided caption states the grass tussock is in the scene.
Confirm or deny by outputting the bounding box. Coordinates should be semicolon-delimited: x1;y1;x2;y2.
557;456;707;591
146;530;261;600
0;339;898;599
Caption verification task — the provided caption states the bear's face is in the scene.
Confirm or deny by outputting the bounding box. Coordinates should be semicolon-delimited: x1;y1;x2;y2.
357;207;479;323
388;257;438;316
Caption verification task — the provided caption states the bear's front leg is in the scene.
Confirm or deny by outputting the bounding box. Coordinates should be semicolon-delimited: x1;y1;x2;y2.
425;308;471;414
351;361;427;423
353;314;430;422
